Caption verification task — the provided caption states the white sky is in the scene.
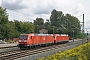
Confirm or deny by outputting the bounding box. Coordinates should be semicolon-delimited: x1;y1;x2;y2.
0;0;90;32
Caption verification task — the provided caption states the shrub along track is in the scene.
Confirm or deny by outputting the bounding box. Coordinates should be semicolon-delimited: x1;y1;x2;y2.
0;40;85;60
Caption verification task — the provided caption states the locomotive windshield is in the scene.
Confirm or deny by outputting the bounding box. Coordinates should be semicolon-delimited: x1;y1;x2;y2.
20;35;28;39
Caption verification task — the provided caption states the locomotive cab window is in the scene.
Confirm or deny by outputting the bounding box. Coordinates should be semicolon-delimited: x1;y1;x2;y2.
20;35;28;39
30;36;32;39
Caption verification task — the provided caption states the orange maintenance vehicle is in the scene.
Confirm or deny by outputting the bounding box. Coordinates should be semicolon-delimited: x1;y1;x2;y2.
18;34;69;49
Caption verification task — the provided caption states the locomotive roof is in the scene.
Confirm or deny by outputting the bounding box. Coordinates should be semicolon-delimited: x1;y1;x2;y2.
60;34;68;36
20;34;68;36
34;34;52;36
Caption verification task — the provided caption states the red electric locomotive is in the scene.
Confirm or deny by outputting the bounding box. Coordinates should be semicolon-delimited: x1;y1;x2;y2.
18;34;69;49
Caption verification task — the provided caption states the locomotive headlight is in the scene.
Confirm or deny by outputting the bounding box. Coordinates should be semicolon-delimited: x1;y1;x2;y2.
19;40;21;42
24;40;27;42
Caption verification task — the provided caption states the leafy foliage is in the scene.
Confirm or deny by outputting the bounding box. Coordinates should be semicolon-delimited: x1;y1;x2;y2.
0;7;8;24
50;9;81;38
34;18;44;33
0;6;85;39
0;6;9;38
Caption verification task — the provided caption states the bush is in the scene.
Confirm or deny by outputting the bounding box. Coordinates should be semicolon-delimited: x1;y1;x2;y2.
38;42;90;60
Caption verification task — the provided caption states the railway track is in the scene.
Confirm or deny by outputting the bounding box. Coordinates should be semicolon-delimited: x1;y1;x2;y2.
0;46;19;53
0;46;17;49
0;40;83;60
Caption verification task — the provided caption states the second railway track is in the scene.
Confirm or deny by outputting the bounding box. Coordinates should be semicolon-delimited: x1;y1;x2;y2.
0;46;19;53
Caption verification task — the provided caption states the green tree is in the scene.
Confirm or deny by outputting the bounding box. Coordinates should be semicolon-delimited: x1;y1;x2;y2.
1;19;35;39
65;14;81;38
34;18;44;33
21;22;34;33
50;9;65;34
5;22;19;39
0;6;8;24
50;9;81;38
14;20;22;32
44;19;53;34
50;9;64;26
14;20;34;34
0;6;8;38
